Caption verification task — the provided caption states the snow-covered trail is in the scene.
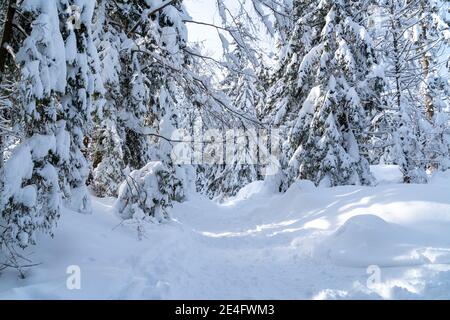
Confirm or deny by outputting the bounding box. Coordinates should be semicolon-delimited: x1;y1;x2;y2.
1;171;450;299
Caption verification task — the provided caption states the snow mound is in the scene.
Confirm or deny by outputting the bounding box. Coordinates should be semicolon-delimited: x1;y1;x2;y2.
429;170;450;186
229;180;277;203
314;214;430;267
370;165;403;184
285;179;316;196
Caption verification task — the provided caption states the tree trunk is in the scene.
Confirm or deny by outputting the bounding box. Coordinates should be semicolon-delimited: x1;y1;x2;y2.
419;1;434;121
390;4;402;109
421;55;434;120
0;0;16;83
0;0;16;172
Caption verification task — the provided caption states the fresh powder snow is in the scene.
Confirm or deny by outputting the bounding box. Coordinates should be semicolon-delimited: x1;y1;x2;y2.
1;168;450;299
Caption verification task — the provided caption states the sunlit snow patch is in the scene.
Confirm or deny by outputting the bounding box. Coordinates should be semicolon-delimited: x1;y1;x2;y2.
314;214;431;267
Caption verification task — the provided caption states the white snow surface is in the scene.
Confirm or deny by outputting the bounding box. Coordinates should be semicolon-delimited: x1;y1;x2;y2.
370;165;403;184
1;169;450;299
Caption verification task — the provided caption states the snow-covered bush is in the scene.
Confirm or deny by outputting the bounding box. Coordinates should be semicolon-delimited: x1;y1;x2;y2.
115;162;184;224
1;137;61;272
91;120;126;197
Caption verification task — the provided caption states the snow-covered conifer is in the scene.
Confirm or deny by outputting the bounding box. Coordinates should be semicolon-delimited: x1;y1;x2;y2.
206;41;263;198
371;0;450;182
268;0;382;187
57;0;104;213
1;0;65;266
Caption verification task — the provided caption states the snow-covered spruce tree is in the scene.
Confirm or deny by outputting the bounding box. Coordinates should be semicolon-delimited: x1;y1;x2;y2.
57;0;104;213
91;0;196;202
94;0;168;181
414;0;449;122
180;48;228;197
89;0;126;197
151;83;190;200
414;0;450;172
274;0;383;187
205;43;263;199
89;0;156;197
371;0;450;182
261;0;320;191
114;0;191;220
140;0;191;201
197;2;281;199
263;0;307;127
370;0;427;183
1;0;65;269
146;0;188;164
120;53;153;171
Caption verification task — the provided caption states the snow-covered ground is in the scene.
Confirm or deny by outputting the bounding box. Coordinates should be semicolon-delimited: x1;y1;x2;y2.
1;167;450;300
